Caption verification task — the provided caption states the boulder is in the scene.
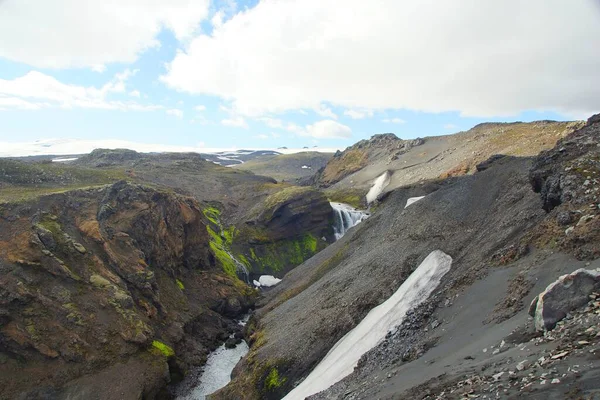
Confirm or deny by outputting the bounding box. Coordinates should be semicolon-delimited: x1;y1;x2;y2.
529;268;600;331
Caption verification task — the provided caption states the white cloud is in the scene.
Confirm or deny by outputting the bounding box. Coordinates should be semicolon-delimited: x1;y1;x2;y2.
258;117;285;129
162;0;600;118
382;118;406;124
129;90;141;98
221;116;248;128
166;109;183;118
195;105;206;111
0;70;161;112
302;120;352;139
254;134;269;140
315;104;337;119
92;64;107;73
0;0;211;69
444;123;458;130
344;109;374;120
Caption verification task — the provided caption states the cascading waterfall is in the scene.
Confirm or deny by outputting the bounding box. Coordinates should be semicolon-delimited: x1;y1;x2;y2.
330;202;369;240
283;250;453;400
225;249;250;283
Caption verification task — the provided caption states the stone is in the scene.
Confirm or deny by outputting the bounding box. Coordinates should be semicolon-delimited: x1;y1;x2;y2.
225;337;238;349
577;215;594;226
565;227;574;235
530;269;600;331
516;360;529;371
72;242;87;254
90;274;112;289
556;211;572;226
35;226;57;251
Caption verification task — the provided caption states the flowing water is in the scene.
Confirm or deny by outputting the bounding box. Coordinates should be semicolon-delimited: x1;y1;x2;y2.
330;202;369;240
176;317;250;400
283;250;453;400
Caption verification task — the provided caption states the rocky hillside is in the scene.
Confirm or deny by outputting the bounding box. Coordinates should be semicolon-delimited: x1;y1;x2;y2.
0;181;254;399
213;115;600;399
233;152;332;183
0;150;335;399
312;121;583;205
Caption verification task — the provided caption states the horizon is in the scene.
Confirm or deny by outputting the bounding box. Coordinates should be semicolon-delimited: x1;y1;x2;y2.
1;0;599;151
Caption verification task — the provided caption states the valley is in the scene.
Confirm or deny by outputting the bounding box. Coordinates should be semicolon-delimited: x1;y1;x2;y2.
1;116;599;400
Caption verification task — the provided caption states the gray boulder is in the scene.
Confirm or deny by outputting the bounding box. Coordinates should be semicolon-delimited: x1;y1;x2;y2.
529;268;600;331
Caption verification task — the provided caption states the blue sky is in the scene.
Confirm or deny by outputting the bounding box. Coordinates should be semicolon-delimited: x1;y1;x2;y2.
0;0;598;153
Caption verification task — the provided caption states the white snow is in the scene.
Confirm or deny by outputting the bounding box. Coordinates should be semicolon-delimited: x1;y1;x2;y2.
254;275;282;287
330;202;369;240
366;171;391;203
0;138;343;158
177;340;249;400
51;157;78;162
301;165;310;169
283;250;453;400
405;196;426;208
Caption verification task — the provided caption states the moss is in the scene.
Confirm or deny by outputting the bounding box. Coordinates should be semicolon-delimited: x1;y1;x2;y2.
203;206;244;280
244;233;321;273
259;186;313;219
176;279;185;290
264;367;287;391
326;188;367;209
152;340;175;358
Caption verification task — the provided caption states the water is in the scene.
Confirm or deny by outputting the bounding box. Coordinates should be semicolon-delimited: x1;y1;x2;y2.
283;250;453;400
177;316;250;400
224;249;250;283
330;202;369;240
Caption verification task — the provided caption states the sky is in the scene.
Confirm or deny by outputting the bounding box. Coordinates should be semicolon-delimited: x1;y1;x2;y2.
0;0;599;154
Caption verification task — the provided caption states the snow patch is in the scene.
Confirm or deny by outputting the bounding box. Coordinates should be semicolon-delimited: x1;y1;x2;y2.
254;275;282;287
366;171;391;203
301;165;310;169
405;196;426;208
283;250;453;400
51;157;78;162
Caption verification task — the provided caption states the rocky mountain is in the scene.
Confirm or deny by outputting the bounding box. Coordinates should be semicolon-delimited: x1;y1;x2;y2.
212;115;600;399
310;121;583;208
1;116;599;399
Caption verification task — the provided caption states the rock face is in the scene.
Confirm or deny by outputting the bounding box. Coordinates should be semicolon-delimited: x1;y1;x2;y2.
529;268;600;331
0;181;254;399
309;134;424;187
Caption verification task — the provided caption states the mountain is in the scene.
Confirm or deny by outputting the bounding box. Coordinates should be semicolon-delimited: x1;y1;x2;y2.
2;116;600;399
213;115;600;399
233;152;333;182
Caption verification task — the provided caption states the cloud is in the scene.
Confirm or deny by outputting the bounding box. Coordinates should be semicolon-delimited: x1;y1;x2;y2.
0;70;162;112
302;120;352;139
315;104;337;119
129;90;141;98
344;109;374;120
259;117;285;129
0;0;211;69
382;118;406;124
444;123;458;130
92;64;106;73
194;105;206;111
162;0;600;118
254;134;269;140
221;116;248;128
166;109;183;118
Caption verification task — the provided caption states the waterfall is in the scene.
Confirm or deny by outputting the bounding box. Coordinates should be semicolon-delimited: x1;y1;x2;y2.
225;249;250;283
283;250;453;400
330;202;369;240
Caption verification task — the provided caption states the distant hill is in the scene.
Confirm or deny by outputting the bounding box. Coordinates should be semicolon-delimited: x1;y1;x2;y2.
233;151;333;182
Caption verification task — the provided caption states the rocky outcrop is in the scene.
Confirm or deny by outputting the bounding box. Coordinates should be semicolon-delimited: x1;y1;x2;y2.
528;268;600;331
310;134;424;187
0;181;255;399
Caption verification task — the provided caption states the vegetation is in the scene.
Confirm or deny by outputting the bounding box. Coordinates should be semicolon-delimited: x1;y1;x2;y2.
264;367;287;391
151;340;175;358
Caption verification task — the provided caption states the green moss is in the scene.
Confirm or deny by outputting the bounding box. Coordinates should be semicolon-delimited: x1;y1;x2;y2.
246;233;321;273
222;226;236;245
326;188;367;209
176;279;185;290
210;241;238;278
264;367;286;391
203;206;245;280
202;206;221;225
152;340;175;358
